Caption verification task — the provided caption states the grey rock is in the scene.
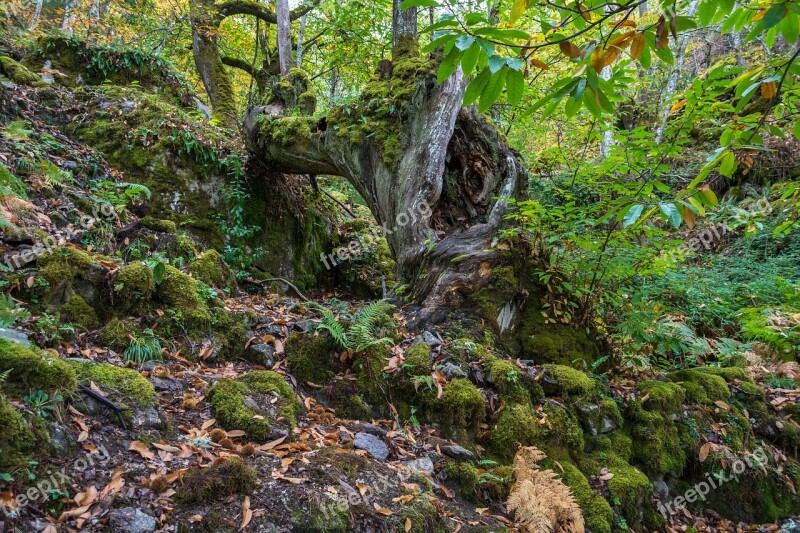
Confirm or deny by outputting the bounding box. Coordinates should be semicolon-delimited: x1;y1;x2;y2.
577;403;618;436
0;328;30;347
248;343;276;367
41;60;55;84
413;331;441;347
352;422;387;437
441;444;476;462
108;507;157;533
353;432;389;461
403;456;434;475
193;96;212;119
133;407;164;430
652;480;670;500
781;519;800;533
47;422;74;456
140;360;160;372
438;362;467;380
151;377;179;392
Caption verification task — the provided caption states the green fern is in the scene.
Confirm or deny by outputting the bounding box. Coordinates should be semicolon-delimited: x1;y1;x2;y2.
119;182;152;201
308;300;395;352
3;120;33;142
0;294;30;328
39;161;73;189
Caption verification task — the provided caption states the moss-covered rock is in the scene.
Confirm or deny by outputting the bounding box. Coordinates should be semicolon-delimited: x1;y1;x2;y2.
66;359;157;409
0;394;39;469
606;464;653;531
116;261;155;302
541;364;595;397
156;265;211;327
175;457;257;506
485;356;531;404
431;378;486;443
285;332;342;385
669;368;731;405
140;216;178;233
557;462;613;533
97;318;138;351
444;460;478;497
516;304;600;366
60;294;99;329
0;55;38;84
0;338;77;394
189;249;237;293
207;371;301;442
628;380;686;477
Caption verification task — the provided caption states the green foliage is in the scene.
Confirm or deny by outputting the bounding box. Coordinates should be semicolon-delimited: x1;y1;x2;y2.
0;294;30;328
23;390;62;419
307;299;395;353
123;329;163;365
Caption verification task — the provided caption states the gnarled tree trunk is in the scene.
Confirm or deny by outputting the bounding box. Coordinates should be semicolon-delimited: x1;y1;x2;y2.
244;60;527;327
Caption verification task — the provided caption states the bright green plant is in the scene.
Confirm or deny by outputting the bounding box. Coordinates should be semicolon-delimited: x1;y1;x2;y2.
0;294;30;328
124;329;163;364
23;390;63;419
307;300;395;353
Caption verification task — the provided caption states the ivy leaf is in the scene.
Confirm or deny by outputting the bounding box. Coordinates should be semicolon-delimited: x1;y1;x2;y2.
658;202;683;228
506;68;525;106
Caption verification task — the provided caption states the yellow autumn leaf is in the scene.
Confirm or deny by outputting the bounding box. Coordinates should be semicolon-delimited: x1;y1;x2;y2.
761;81;777;99
630;33;646;59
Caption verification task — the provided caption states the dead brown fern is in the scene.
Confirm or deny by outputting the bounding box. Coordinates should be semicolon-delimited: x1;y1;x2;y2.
506;446;585;533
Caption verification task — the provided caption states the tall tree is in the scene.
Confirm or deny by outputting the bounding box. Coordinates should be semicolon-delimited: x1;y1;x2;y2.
276;0;292;74
187;0;319;128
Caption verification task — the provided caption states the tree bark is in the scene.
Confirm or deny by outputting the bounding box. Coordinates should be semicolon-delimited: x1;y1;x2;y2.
296;13;307;67
276;0;292;75
29;0;43;30
392;0;417;53
244;66;527;324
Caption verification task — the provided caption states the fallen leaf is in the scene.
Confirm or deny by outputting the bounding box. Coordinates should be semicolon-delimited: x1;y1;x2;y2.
129;440;154;460
373;503;393;516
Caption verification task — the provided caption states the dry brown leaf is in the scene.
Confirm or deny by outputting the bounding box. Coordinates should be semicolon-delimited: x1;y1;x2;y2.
699;442;712;463
373;503;393;516
129;440;154;460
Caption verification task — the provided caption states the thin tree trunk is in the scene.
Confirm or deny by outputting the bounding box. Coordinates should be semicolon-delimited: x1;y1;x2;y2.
90;0;100;22
276;0;292;75
655;0;700;143
392;0;417;54
328;68;338;107
599;67;614;158
296;13;307;67
61;0;74;34
29;0;43;30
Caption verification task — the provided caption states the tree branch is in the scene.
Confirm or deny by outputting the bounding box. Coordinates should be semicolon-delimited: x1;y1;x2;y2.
221;55;256;77
215;0;320;24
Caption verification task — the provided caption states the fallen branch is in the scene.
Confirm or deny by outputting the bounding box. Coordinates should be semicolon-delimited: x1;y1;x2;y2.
76;383;130;429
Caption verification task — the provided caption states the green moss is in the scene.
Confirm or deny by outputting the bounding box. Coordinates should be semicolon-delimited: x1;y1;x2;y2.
210;308;250;361
285;332;341;385
97;318;138;351
38;247;95;286
140;216;177;233
432;378;486;442
258;116;318;147
0;338;77;394
207;371;301;442
0;394;39;469
485;356;530;404
405;343;433;376
490;403;538;462
116;261;155;301
61;294;99;329
670;368;731;405
395;495;450;533
66;359;157;409
558;462;613;533
444;460;478;497
637;380;685;412
448;338;490;363
606;464;652;531
0;56;38;84
517;304;600;365
175;457;257;506
189;249;237;293
542;364;595;396
156;265;211;327
297;91;316;115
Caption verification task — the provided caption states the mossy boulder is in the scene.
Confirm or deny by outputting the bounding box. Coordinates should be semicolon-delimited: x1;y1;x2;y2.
0;394;40;469
97;318;139;351
0;56;38;84
0;338;77;394
36;247;109;308
669;368;731;405
140;216;178;233
490;403;538;462
606;464;653;531
541;364;595;397
516;304;600;365
156;265;211;327
628;381;686;477
116;261;155;303
189;249;237;293
485;356;533;404
430;378;486;443
285;332;342;385
207;371;301;442
60;294;99;329
557;462;613;533
444;460;478;497
175;457;257;506
66;359;157;410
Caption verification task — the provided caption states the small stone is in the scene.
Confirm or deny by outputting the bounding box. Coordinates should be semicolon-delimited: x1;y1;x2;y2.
0;328;30;347
441;444;476;462
403;456;434;475
248;343;276;367
353;432;389;461
438;362;467;380
781;519;800;533
413;331;441;347
352;422;387;437
652;480;670;500
140;360;160;372
151;377;179;392
134;407;164;430
108;507;157;533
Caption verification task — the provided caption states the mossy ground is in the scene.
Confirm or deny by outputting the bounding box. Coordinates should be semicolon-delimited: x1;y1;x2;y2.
174;457;257;506
66;359;157;409
0;338;77;394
